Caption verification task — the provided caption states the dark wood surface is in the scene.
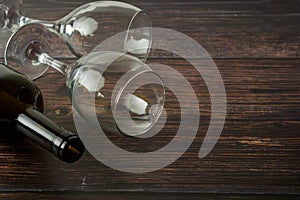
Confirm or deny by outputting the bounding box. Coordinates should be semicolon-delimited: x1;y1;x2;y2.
0;0;299;199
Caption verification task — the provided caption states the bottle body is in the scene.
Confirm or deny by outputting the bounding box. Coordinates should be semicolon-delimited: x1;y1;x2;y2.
0;63;84;162
0;63;44;119
0;63;43;140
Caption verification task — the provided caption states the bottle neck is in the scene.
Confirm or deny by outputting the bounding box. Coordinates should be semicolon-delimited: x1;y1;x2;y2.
15;107;84;163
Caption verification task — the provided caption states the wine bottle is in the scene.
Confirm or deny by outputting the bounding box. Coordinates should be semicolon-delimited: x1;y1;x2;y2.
0;63;84;163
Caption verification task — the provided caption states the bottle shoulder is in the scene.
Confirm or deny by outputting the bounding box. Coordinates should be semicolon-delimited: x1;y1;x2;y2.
0;63;44;116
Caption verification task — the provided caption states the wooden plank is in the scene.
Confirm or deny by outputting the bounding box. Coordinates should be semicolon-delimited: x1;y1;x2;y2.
0;59;298;194
0;0;299;58
0;192;298;200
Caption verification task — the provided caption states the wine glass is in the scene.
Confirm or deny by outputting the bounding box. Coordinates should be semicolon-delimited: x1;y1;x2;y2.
5;23;164;137
1;1;152;69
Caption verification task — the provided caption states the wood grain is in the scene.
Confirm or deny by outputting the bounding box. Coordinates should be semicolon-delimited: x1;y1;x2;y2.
0;0;299;199
0;192;298;200
1;0;300;59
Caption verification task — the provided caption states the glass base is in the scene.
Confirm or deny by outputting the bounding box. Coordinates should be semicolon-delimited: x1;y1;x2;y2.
4;23;55;80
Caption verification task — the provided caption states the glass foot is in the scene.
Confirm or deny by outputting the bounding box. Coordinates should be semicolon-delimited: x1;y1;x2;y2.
4;23;55;80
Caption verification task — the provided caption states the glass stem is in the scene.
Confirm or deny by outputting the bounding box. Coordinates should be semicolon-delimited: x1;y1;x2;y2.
37;53;70;77
21;17;56;29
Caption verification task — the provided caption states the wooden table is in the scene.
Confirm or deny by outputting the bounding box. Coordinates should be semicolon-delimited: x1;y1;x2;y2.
0;0;299;199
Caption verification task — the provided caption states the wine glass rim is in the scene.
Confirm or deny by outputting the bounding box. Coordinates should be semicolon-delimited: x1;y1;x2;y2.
125;10;152;63
113;70;165;137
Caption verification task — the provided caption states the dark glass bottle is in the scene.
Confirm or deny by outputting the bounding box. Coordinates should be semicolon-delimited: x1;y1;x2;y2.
0;63;84;163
